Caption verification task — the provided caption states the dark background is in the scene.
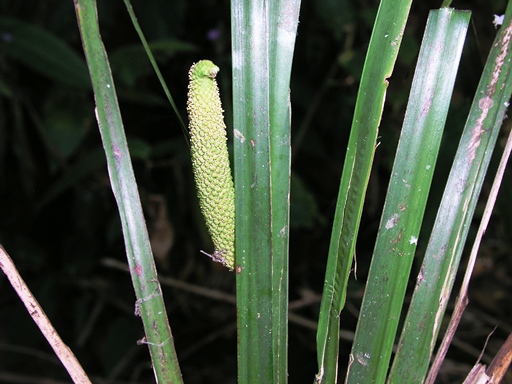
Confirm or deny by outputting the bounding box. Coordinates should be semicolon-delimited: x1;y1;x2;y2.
1;0;511;383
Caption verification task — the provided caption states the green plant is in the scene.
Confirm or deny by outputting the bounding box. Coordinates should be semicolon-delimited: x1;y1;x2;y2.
1;0;511;383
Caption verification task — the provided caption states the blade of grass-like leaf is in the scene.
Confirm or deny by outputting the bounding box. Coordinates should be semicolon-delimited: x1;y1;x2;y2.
121;0;188;141
389;3;512;382
74;1;182;382
429;118;512;384
232;0;299;382
315;1;412;383
268;2;300;383
346;9;470;383
454;124;512;383
231;1;274;382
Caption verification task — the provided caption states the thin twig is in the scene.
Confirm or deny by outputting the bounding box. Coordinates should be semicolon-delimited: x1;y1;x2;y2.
0;245;92;384
426;124;512;383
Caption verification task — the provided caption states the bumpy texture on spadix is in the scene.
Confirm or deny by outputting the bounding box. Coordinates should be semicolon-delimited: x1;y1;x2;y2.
187;60;235;270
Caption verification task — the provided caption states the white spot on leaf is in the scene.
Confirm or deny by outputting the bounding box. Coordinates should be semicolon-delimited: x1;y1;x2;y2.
234;129;245;143
385;213;400;229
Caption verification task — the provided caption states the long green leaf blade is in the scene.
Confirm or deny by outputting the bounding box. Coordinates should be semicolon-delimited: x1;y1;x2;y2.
315;1;413;382
268;1;300;382
232;0;299;382
346;9;470;383
121;0;188;140
74;1;182;382
389;3;512;382
232;2;273;378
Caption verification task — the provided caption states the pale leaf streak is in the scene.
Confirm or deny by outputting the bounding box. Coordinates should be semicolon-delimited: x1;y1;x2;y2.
468;22;512;163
